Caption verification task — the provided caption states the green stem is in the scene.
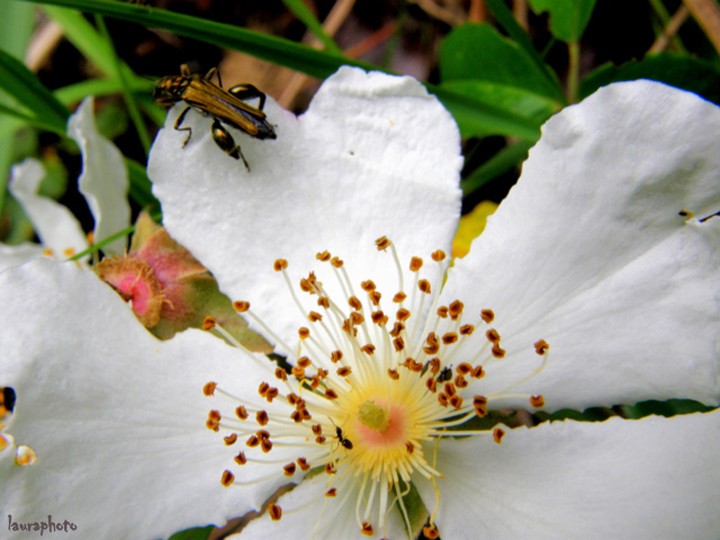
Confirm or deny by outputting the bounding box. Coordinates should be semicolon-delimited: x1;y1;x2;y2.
566;40;580;103
94;14;151;155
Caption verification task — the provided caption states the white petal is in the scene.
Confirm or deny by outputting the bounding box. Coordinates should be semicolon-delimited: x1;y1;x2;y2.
0;243;45;272
0;260;296;538
8;159;88;259
444;81;720;408
67;97;130;255
416;411;720;539
149;67;462;354
237;471;407;540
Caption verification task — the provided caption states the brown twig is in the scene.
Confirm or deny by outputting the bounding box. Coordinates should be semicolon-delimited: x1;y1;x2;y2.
649;4;690;54
683;0;720;54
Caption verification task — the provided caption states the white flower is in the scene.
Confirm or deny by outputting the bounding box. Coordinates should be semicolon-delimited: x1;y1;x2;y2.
1;68;719;539
0;97;130;271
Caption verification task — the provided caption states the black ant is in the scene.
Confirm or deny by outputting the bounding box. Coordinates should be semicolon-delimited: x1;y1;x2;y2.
330;420;353;450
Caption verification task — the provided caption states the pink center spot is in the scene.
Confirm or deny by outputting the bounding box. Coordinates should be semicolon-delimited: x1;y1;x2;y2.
354;404;407;448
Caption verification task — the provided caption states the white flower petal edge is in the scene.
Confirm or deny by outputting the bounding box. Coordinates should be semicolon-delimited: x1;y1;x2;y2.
0;260;293;538
0;243;44;272
235;472;407;540
415;410;720;539
442;80;720;409
8;158;89;258
149;66;463;353
67;97;130;255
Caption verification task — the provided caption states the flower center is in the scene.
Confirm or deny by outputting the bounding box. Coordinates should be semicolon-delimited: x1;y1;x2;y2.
202;237;550;538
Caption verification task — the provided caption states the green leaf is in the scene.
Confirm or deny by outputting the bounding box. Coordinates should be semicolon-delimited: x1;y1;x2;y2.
461;139;534;196
440;23;563;100
438;80;557;139
580;54;720;105
622;399;715;420
0;48;69;133
527;0;596;42
168;525;214;540
484;0;565;103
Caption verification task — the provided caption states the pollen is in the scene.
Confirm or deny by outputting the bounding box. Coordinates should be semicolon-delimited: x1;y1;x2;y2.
205;237;550;536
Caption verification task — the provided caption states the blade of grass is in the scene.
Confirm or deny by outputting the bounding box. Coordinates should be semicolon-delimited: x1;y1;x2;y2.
281;0;343;55
0;48;69;132
94;14;151;154
19;0;543;139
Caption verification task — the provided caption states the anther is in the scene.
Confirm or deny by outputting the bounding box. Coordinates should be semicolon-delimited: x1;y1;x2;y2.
375;236;391;251
316;251;331;262
493;427;505;444
437;306;449;318
387;368;400;380
406;442;415;454
393;292;407;303
274;367;288;381
233;300;250;312
273;259;288;271
283;463;296;476
361;344;376;355
337;366;352;377
220;470;234;487
256;410;269;426
246;434;260;447
396;308;411;321
530;395;545;408
361;522;374;536
371;311;388;325
330;350;343;363
268;504;282;521
459;324;475;335
480;308;495;323
431;249;446;262
297;356;312;368
486;329;501;343
409;257;423;272
317;296;330;308
202;382;217;396
330;256;344;268
348;296;362;310
297;457;310;471
324;389;339;400
472;366;485;379
441;332;458;345
473;396;488;417
491;344;506;358
258;382;270;396
534;339;550;355
325;488;337;497
423;523;440;539
224;434;238;445
448;300;464;318
298;327;310;340
206;410;221;431
235;406;249;420
325;463;336;475
234;452;247;465
361;280;376;291
393;336;405;352
202;316;216;330
308;311;323;322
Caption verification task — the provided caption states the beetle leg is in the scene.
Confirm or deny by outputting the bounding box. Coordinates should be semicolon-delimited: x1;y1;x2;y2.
228;84;267;110
206;66;221;86
174;106;193;147
211;119;250;171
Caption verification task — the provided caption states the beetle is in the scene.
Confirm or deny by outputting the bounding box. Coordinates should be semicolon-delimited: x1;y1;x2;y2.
153;64;276;170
